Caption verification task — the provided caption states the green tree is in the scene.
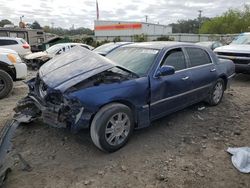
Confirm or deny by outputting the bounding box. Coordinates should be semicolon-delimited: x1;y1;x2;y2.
0;19;12;27
31;21;42;29
155;36;174;41
113;36;121;42
170;17;210;34
200;5;250;34
134;34;147;42
42;25;94;36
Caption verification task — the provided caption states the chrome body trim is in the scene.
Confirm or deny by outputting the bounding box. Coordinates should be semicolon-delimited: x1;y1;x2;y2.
151;84;212;106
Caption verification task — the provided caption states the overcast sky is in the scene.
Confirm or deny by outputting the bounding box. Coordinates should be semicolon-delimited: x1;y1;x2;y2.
0;0;249;29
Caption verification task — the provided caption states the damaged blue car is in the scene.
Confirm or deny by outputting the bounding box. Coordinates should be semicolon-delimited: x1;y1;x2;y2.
15;42;235;152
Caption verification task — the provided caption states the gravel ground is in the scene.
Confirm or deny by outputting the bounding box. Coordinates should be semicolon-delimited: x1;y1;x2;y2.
0;72;249;188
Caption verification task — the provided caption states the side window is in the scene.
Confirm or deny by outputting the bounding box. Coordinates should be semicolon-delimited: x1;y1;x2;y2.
0;39;18;46
161;48;186;71
185;47;212;67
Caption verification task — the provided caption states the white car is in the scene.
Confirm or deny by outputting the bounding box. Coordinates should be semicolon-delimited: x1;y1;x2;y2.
24;43;94;69
0;37;32;57
0;48;27;99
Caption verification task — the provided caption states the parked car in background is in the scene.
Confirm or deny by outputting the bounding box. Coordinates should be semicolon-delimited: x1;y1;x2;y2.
15;42;234;152
0;27;45;52
0;48;27;99
93;42;132;56
196;41;223;50
23;43;94;69
0;37;31;57
214;32;250;74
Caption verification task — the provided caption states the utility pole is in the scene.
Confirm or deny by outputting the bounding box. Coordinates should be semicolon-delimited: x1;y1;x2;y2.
198;10;202;29
145;15;148;23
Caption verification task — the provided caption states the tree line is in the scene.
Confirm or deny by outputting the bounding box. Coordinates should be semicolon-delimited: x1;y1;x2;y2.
199;5;250;34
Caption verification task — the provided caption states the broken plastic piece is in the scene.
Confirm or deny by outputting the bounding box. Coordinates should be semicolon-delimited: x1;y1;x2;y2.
198;106;205;111
0;114;33;187
227;147;250;173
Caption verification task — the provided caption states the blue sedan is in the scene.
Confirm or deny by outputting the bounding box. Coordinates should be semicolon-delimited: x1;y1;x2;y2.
15;42;235;152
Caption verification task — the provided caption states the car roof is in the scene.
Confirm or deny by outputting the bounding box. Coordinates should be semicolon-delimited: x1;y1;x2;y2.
124;41;195;50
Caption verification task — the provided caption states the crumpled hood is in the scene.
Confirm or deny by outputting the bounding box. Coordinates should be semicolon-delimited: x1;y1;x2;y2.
214;44;250;54
39;46;116;92
24;51;49;60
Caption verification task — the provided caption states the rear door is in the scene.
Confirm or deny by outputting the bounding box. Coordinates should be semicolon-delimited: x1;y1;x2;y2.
150;48;193;120
184;47;218;102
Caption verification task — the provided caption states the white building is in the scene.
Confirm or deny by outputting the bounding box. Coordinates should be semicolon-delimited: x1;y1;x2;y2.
94;20;172;41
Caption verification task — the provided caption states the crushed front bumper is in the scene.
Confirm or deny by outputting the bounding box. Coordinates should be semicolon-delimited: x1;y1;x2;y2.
14;94;89;132
14;77;92;133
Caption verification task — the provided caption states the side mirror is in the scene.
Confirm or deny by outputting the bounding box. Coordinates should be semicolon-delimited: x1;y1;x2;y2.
155;65;175;77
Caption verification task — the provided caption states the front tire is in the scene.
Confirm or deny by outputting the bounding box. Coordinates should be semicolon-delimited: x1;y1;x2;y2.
207;78;225;106
90;103;134;152
0;70;13;99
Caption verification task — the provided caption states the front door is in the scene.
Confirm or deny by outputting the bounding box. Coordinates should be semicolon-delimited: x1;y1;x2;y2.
150;48;193;120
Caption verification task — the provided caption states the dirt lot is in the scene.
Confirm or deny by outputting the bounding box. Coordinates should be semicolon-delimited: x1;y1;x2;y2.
0;72;249;188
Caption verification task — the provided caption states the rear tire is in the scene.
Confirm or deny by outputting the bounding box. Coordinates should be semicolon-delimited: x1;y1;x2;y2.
0;70;13;99
207;78;225;106
90;103;134;152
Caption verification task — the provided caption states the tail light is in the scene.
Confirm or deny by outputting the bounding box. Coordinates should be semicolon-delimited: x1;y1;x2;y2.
22;43;30;49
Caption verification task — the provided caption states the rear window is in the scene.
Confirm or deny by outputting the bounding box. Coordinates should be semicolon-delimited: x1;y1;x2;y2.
185;47;212;67
0;39;18;46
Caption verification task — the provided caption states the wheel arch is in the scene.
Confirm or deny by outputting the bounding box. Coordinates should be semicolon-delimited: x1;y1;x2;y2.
218;74;228;90
90;99;138;129
0;61;16;80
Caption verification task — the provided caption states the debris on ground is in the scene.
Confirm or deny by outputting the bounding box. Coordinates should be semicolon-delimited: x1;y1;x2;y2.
198;106;205;111
227;147;250;173
16;153;32;172
197;114;204;121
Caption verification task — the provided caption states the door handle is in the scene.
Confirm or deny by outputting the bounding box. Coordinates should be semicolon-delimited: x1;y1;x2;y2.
182;76;189;80
210;68;216;72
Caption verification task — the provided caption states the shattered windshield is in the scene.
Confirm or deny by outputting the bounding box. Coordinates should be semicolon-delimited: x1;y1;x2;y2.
106;47;159;76
231;33;250;45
